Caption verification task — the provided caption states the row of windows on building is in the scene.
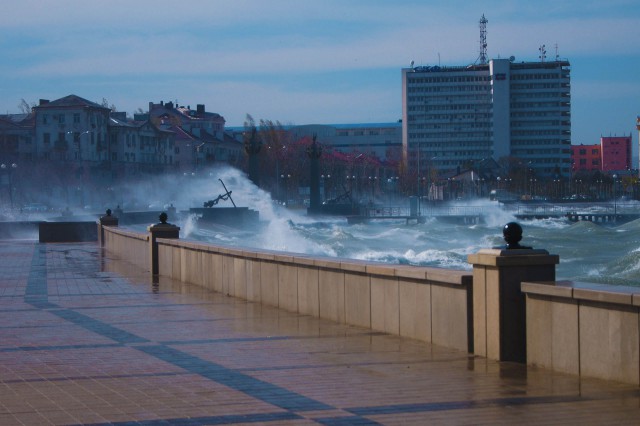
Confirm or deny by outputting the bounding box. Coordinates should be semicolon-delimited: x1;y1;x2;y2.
408;95;490;103
408;76;490;84
41;113;104;126
407;85;490;93
511;140;570;147
511;102;569;109
511;73;568;80
510;92;569;100
408;131;493;139
335;129;398;137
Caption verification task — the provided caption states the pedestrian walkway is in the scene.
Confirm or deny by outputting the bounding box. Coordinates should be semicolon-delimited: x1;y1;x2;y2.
1;240;639;425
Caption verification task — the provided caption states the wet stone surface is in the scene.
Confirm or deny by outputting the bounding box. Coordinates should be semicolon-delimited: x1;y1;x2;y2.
0;240;639;425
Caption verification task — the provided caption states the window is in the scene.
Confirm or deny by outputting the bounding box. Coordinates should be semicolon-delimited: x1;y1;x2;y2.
42;114;48;124
44;133;50;144
58;114;65;124
73;113;80;124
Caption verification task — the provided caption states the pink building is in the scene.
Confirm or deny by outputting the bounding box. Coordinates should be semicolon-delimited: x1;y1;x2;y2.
571;144;601;172
601;135;632;172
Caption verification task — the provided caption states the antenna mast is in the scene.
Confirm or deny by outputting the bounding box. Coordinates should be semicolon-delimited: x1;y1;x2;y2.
479;14;488;64
538;44;547;62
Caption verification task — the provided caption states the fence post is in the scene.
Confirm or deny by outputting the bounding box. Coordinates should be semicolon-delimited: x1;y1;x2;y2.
467;222;558;363
147;212;180;276
98;209;119;247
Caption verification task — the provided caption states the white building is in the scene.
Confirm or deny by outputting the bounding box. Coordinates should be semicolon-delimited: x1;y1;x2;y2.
402;58;572;177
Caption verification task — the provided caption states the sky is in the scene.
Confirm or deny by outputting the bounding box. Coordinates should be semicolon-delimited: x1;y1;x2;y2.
1;0;639;154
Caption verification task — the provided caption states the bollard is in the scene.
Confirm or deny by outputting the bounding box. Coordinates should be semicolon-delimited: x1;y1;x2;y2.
98;209;119;247
147;212;180;277
467;222;558;363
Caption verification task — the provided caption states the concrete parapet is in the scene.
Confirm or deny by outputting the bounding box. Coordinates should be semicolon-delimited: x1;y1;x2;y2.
523;280;640;385
39;221;98;243
103;226;149;269
468;248;559;363
97;211;118;247
146;237;473;352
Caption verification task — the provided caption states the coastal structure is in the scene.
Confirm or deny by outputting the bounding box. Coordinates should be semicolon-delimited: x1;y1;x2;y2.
402;58;572;178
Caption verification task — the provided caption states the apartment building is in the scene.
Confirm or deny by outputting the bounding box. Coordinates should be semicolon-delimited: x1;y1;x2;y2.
402;58;572;177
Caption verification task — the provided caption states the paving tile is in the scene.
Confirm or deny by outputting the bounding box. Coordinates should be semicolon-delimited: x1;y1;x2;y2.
0;240;639;425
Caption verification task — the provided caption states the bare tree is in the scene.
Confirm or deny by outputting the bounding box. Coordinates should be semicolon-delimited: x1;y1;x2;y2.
17;98;35;114
101;98;117;111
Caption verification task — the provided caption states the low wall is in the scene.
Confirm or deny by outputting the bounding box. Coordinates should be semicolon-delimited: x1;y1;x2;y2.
0;221;40;240
101;224;640;385
101;225;472;352
39;221;98;242
523;280;640;385
103;226;149;270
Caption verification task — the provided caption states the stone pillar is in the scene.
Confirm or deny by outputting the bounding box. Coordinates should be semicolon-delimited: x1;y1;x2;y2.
467;223;558;363
147;212;180;276
98;209;118;247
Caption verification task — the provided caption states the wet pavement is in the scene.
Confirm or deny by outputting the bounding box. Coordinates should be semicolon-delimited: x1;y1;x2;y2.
1;240;639;425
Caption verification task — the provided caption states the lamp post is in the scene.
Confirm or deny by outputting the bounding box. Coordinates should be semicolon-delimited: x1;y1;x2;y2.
321;174;331;202
280;173;291;206
613;174;618;215
1;163;18;208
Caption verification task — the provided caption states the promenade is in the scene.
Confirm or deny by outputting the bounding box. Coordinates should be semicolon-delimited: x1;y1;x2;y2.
1;240;639;425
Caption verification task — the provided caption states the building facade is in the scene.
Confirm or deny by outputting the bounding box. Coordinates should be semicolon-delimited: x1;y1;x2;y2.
571;144;601;172
601;135;632;173
287;123;402;163
402;58;572;178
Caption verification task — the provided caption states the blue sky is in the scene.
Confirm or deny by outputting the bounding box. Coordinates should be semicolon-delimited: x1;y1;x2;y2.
1;0;638;152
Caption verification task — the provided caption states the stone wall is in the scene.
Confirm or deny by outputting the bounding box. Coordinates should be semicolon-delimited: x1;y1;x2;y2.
523;280;640;385
103;227;149;270
101;224;640;386
157;238;473;352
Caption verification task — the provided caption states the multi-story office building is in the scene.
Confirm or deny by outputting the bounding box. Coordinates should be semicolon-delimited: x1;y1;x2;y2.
402;58;572;178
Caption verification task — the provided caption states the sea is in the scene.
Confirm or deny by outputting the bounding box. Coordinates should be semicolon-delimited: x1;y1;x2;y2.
174;168;640;288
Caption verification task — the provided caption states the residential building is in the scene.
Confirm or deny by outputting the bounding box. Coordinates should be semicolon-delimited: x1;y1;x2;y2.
402;58;572;178
146;101;241;172
571;144;601;172
601;135;632;173
33;95;111;163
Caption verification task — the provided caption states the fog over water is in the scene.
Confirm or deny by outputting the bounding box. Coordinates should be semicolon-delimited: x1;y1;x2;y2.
9;165;635;287
151;167;639;288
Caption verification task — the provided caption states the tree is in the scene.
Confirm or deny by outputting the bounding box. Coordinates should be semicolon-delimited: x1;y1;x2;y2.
101;98;117;111
17;98;35;114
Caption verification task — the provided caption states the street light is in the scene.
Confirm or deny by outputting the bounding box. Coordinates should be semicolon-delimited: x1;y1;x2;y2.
321;174;331;201
613;174;618;215
0;163;18;208
280;173;291;206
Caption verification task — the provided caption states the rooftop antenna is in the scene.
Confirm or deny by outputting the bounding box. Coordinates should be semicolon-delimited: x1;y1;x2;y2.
554;43;559;61
479;14;488;64
538;44;546;62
